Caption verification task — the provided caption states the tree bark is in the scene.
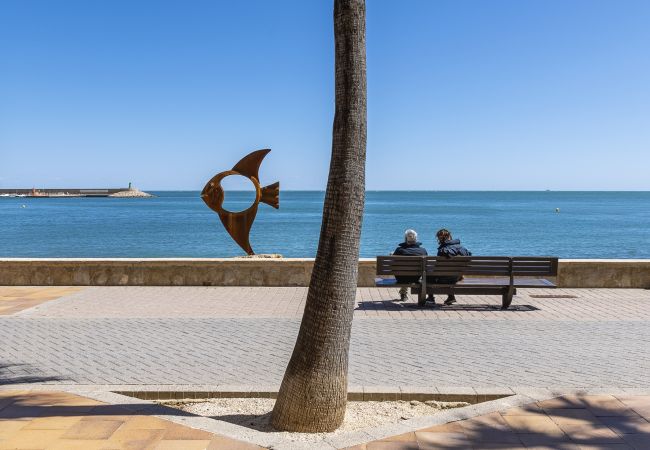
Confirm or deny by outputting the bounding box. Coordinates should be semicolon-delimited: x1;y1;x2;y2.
270;0;366;433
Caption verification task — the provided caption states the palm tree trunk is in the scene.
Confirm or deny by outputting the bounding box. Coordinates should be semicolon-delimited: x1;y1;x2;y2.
270;0;366;433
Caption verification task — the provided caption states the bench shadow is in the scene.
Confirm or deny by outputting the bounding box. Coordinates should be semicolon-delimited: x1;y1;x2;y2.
355;300;538;312
0;362;67;385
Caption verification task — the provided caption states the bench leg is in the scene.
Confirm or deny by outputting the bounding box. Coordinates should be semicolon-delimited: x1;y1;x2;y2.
501;289;515;309
417;287;427;307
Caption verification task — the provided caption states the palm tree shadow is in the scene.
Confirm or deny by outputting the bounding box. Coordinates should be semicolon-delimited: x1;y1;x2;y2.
415;395;649;449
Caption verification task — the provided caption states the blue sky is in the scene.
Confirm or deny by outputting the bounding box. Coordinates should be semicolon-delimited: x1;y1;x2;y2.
1;0;649;190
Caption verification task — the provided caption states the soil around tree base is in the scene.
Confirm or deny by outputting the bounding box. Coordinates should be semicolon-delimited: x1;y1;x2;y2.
160;398;469;443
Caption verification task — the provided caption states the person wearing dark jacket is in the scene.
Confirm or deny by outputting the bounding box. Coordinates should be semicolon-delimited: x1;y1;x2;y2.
433;228;472;305
393;229;427;301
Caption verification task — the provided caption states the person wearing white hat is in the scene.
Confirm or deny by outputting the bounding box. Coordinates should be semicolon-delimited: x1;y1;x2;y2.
392;229;428;301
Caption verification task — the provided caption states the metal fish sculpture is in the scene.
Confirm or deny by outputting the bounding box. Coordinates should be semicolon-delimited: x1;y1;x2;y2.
201;149;279;255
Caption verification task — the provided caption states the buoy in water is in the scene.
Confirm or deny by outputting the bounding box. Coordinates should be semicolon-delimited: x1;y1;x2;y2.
555;208;560;213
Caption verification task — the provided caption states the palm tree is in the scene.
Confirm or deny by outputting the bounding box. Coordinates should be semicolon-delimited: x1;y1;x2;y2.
271;0;367;433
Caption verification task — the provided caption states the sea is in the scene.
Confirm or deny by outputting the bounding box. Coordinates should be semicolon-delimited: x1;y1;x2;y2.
1;191;649;258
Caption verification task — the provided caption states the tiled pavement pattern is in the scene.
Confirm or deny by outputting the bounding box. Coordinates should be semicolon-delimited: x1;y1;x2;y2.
0;390;260;449
18;286;650;321
1;287;649;387
352;394;650;450
0;287;81;316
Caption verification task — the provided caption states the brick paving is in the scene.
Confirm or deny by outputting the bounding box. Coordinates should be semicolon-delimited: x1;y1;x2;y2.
0;390;260;449
1;286;649;388
0;287;82;316
353;394;650;450
17;286;650;321
2;286;650;449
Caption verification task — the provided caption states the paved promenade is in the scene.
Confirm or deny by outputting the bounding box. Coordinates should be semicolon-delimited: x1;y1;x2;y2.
1;286;650;390
2;286;650;449
0;390;260;449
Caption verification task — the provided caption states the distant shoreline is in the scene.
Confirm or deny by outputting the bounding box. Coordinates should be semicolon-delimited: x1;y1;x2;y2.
0;187;154;198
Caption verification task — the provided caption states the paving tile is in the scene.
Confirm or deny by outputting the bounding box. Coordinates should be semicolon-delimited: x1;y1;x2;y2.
161;422;214;440
460;412;510;431
471;444;526;450
546;408;604;430
61;418;125;440
501;415;565;434
0;405;51;419
342;445;367;450
111;415;170;431
46;439;113;450
598;415;650;435
206;435;262;449
583;397;639;417
518;432;579;448
0;420;28;439
378;431;415;442
0;428;66;448
21;416;82;430
538;396;587;410
0;390;262;450
154;440;212;450
418;422;464;433
415;431;472;449
576;445;634;450
630;408;650;422
563;424;625;444
108;428;166;449
500;403;545;416
463;428;523;444
366;442;418;450
622;433;650;450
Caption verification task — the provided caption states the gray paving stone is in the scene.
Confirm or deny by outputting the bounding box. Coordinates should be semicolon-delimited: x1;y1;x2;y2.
1;315;650;388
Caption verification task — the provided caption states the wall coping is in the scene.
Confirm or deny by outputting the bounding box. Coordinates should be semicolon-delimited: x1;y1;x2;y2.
2;258;650;263
1;258;649;288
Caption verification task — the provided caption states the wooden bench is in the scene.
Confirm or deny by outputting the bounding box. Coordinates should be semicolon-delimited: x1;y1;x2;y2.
375;255;558;309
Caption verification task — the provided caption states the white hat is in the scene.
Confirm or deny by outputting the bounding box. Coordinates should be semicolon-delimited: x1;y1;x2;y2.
404;229;418;243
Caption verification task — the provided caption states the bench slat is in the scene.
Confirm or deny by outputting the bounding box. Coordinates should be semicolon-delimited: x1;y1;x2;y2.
374;255;559;309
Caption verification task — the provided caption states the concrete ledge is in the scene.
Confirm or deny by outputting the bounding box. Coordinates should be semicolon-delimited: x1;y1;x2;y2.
0;258;649;288
558;259;650;288
113;388;504;404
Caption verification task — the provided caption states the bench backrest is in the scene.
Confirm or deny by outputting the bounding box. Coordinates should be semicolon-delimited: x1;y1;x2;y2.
377;256;559;278
511;257;558;276
376;255;423;277
425;256;511;277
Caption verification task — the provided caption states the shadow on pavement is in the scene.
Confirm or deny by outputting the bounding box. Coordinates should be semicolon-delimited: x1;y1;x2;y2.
393;395;650;449
355;299;538;312
0;362;67;385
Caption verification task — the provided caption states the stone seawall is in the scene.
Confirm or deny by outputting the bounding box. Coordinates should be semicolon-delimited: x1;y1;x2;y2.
0;258;649;288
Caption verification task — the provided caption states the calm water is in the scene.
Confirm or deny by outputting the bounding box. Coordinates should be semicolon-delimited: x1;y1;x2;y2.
1;191;649;258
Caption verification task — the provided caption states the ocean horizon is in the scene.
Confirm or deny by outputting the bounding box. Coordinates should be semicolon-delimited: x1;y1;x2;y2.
2;190;649;259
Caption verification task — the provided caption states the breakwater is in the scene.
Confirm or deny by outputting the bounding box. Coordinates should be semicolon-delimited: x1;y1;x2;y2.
0;188;127;197
1;258;649;288
0;187;153;198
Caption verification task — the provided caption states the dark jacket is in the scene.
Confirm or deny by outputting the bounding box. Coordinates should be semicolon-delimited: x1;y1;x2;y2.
437;239;471;257
393;242;428;256
433;239;472;285
393;242;427;284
